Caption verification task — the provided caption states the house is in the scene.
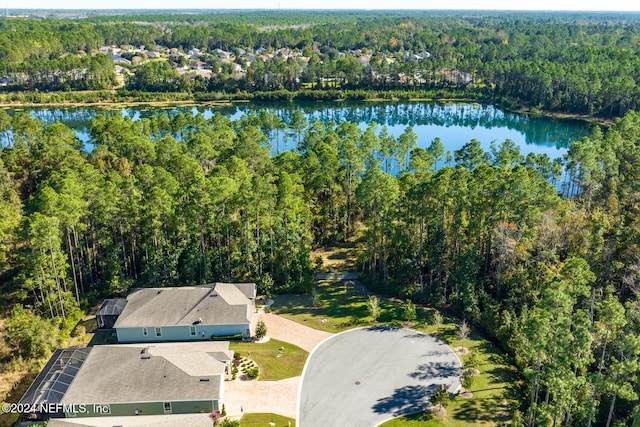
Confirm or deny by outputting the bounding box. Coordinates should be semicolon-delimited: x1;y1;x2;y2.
18;342;233;421
111;55;132;66
214;49;232;59
188;48;202;60
96;298;127;329
112;283;256;343
189;60;207;70
48;413;214;427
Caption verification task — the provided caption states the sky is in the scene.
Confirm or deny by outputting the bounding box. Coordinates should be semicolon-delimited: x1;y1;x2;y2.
5;0;640;11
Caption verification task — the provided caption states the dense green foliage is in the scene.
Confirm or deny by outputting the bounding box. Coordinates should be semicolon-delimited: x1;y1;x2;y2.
1;12;640;117
1;105;639;425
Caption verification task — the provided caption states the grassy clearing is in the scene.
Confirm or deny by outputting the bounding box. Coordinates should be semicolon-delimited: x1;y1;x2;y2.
229;338;307;381
273;277;518;426
240;412;296;426
312;241;361;272
272;278;421;333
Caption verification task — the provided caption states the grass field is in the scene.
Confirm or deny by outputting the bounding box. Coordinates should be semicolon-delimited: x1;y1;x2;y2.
240;412;296;426
229;338;308;381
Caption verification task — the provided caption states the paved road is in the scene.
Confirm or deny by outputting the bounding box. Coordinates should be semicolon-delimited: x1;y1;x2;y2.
298;327;461;427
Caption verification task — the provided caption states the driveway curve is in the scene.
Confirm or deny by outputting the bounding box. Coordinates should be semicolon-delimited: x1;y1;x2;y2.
298;327;462;427
256;312;333;352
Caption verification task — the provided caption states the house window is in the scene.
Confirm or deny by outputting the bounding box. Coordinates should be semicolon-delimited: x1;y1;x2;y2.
155;327;162;337
190;326;197;336
142;327;148;336
163;402;172;414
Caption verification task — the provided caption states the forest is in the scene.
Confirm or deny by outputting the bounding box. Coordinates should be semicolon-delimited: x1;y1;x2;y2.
0;105;639;425
1;11;640;117
0;9;639;427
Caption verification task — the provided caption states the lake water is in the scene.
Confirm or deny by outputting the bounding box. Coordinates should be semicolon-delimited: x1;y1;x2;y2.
18;101;592;161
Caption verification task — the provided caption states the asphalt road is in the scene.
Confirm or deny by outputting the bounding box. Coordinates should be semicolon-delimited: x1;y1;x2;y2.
298;327;462;427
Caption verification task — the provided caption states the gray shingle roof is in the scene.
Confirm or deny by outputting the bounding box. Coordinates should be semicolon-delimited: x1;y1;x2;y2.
48;413;215;427
60;342;229;404
113;283;256;328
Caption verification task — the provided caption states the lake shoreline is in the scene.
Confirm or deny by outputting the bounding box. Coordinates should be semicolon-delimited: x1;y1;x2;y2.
0;90;614;126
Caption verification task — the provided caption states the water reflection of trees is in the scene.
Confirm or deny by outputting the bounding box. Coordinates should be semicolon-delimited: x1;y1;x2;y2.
18;101;589;148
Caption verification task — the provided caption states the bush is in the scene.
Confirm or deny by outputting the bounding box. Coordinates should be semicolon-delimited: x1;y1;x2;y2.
255;319;267;340
466;350;480;369
210;333;243;341
457;320;471;340
367;295;381;321
402;299;417;322
219;418;240;427
231;365;238;380
431;311;443;328
461;369;475;389
247;366;259;379
72;325;86;338
430;385;450;409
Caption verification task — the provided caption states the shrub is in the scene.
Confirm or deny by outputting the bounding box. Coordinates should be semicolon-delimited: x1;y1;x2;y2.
210;333;243;341
466;350;480;369
367;295;381;321
457;320;471;340
247;366;259;379
432;311;443;328
461;369;475;389
231;365;238;380
430;385;450;409
402;299;417;322
72;325;86;338
255;319;267;340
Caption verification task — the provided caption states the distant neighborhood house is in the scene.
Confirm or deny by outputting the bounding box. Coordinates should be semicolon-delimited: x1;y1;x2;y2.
110;283;257;342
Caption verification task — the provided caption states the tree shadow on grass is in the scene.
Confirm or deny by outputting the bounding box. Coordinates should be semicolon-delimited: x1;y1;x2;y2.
372;384;440;416
453;395;511;423
408;361;462;381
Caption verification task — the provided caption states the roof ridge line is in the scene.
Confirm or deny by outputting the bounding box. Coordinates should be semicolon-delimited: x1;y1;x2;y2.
174;284;217;325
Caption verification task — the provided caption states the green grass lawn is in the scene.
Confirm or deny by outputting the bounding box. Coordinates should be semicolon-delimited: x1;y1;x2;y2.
240;412;296;426
229;338;308;381
381;412;447;426
272;278;519;426
271;279;400;333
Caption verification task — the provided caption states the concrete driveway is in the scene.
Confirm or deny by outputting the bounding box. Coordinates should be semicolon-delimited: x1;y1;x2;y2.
298;327;462;427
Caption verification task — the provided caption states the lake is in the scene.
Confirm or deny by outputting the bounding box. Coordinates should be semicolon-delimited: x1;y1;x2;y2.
18;101;592;161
